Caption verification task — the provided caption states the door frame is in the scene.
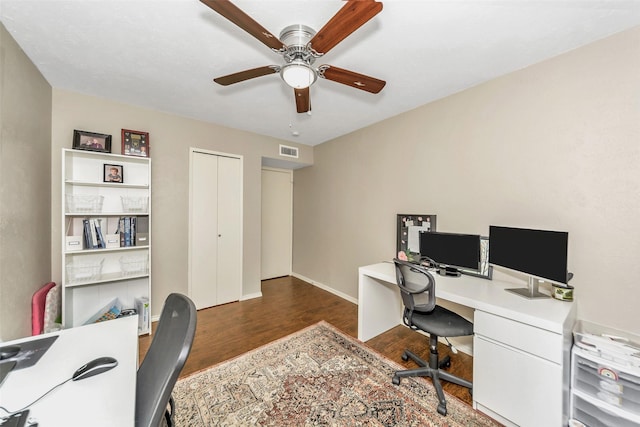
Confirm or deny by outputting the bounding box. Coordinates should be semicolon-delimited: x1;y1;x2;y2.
187;147;244;305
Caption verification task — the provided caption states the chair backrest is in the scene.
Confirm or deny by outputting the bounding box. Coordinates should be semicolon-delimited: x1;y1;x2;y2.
135;293;197;427
394;259;436;314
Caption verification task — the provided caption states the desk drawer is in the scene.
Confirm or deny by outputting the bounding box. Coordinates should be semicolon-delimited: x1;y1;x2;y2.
475;310;563;363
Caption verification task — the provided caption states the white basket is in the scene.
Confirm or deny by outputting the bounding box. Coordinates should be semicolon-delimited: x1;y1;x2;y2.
66;259;104;283
66;194;104;213
121;196;149;213
119;255;149;276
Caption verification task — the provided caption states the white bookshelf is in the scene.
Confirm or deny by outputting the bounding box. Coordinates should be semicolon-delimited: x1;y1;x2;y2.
61;148;151;335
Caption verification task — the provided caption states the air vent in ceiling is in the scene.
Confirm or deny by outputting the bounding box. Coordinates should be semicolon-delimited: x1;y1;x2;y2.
279;144;299;158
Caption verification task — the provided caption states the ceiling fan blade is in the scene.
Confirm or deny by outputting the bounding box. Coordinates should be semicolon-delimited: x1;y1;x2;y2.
308;1;382;55
213;66;279;86
200;0;285;51
294;87;311;113
319;65;386;94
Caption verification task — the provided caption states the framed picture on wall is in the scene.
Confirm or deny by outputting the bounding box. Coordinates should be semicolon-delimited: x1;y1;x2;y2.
396;214;437;261
121;129;150;157
72;130;112;153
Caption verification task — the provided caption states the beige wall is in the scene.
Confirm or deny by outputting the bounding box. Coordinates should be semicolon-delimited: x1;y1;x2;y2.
0;25;53;340
293;26;640;335
51;90;313;320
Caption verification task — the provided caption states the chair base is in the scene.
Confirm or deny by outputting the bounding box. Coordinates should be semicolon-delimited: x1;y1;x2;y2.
392;344;472;416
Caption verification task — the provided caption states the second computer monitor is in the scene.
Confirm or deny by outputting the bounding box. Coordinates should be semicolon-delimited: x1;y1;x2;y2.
419;231;481;274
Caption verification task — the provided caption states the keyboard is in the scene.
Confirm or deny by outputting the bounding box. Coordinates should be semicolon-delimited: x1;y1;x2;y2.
0;410;29;427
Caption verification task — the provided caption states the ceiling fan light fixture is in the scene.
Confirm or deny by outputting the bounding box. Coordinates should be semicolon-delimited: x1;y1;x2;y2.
281;61;316;89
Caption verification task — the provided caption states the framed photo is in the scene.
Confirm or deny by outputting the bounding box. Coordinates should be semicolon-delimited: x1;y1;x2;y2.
103;164;123;183
73;130;112;153
396;214;437;261
121;129;150;157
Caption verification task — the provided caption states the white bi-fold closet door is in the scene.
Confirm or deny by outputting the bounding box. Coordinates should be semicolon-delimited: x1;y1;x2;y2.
189;149;242;310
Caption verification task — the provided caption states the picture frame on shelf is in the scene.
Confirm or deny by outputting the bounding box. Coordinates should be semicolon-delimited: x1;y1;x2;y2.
103;164;123;183
121;129;149;157
72;130;112;153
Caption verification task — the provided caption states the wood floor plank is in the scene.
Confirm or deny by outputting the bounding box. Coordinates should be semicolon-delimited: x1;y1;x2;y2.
138;275;473;406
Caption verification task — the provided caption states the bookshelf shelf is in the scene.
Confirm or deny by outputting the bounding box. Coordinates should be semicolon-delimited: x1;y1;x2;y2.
64;245;149;255
64;271;150;288
65;212;150;217
65;180;149;189
61;149;151;335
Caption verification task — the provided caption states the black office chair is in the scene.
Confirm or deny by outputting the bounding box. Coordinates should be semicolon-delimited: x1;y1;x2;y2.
391;259;473;416
135;293;197;427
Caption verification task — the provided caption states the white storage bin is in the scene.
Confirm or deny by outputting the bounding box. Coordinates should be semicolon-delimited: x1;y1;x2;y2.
119;255;149;276
572;393;640;427
66;194;104;213
83;298;123;325
121;196;148;213
66;258;104;283
571;321;640;426
573;351;640;414
573;320;640;368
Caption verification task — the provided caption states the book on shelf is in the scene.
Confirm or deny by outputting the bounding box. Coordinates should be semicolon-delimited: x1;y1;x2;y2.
119;217;125;247
88;219;99;248
94;219;106;249
124;217;132;247
82;219;92;249
131;217;136;246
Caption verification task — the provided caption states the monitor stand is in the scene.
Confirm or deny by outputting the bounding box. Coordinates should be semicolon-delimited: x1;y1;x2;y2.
437;266;461;277
506;276;549;299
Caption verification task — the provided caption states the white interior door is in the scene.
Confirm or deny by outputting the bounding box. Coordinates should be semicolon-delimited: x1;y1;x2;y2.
261;168;292;280
189;150;242;310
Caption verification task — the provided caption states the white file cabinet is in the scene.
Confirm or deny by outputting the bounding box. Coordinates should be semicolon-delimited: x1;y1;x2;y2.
570;321;640;427
473;309;573;427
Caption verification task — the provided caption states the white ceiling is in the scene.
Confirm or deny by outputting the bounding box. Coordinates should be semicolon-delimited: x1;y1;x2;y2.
2;1;640;146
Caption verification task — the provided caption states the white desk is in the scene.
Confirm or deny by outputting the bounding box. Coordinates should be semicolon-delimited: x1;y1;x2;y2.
359;262;576;427
0;316;138;426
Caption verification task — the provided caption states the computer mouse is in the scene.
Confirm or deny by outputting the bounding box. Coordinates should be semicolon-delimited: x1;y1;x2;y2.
0;345;20;360
72;356;118;381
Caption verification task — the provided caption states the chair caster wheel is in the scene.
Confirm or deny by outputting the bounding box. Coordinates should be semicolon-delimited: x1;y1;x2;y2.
401;352;409;362
437;405;447;416
469;388;473;397
392;375;401;386
443;360;451;368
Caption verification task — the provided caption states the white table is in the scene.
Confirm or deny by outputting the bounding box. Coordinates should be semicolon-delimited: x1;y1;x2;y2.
0;316;138;426
359;261;576;427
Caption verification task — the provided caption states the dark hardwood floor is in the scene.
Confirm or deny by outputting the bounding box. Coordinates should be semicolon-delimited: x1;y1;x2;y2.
138;275;474;406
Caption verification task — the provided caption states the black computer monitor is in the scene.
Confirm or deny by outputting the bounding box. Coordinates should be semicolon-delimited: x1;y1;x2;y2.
489;225;569;298
419;231;481;276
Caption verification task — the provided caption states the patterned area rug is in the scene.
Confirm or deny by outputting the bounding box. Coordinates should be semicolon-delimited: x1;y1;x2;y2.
173;321;500;426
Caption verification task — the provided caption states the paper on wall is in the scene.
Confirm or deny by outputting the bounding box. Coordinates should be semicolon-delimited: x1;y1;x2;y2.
408;225;430;253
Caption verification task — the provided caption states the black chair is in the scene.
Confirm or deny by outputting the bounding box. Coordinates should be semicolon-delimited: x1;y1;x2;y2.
135;293;197;427
391;259;473;416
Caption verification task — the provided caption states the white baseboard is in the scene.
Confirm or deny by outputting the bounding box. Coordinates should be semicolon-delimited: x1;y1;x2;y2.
240;292;262;301
291;272;359;305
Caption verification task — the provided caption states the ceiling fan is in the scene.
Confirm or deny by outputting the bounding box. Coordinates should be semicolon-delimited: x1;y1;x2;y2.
200;0;386;113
